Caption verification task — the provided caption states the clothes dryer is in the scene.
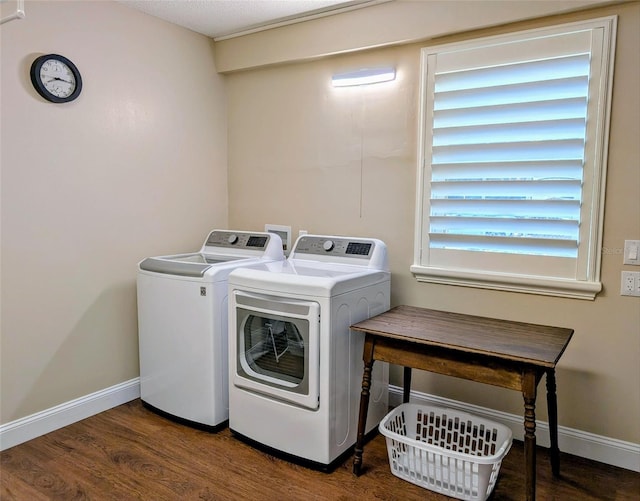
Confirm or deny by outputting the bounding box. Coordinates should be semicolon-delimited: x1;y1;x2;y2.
228;234;390;469
137;230;284;429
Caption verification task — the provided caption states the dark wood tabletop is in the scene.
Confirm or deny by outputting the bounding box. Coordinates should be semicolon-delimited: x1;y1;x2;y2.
350;305;574;368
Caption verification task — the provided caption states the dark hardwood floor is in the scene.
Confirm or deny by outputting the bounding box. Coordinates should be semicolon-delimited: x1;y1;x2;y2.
1;399;638;500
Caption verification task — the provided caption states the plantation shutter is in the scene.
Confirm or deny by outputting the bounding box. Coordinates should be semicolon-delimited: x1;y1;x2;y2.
413;18;617;298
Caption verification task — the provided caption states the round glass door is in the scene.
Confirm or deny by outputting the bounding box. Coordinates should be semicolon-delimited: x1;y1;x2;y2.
238;311;309;393
243;315;306;385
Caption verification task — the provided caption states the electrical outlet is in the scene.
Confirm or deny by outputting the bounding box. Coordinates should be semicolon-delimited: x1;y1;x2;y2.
621;271;640;296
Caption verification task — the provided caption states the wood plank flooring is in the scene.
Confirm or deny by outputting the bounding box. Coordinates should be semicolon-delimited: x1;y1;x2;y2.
1;399;638;500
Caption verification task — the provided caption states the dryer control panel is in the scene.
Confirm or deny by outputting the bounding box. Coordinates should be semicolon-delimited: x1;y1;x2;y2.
288;234;389;275
293;236;376;259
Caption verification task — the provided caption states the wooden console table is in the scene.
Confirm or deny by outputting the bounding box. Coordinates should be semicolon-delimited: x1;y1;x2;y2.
351;305;573;501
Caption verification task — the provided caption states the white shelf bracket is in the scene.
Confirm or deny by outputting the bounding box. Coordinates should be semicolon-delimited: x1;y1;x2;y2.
0;0;25;25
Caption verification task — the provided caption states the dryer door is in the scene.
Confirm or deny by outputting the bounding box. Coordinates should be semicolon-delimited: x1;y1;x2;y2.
232;291;319;410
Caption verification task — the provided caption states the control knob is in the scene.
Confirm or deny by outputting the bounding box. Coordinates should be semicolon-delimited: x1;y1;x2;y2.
323;240;334;252
228;234;239;245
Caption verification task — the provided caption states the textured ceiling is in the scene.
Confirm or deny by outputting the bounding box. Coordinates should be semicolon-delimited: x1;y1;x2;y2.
118;0;380;39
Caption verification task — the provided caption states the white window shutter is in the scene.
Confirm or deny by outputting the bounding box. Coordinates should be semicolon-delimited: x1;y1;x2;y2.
413;18;617;299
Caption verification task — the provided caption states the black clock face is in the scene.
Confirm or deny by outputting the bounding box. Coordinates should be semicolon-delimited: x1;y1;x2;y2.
30;54;82;103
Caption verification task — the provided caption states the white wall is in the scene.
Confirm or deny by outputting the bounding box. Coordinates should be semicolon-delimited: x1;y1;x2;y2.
225;1;640;446
0;0;228;424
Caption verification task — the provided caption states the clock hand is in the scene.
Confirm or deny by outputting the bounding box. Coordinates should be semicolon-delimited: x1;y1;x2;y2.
46;76;72;84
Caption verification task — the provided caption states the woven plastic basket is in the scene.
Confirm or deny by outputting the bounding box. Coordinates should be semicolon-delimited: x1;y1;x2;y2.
379;403;513;501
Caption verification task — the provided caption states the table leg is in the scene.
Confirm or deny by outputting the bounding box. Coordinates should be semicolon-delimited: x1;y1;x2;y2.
546;369;560;477
523;371;538;501
403;366;412;403
353;336;375;476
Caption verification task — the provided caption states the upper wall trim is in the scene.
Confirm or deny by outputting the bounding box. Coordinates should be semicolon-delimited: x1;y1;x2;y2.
213;0;622;73
213;0;391;41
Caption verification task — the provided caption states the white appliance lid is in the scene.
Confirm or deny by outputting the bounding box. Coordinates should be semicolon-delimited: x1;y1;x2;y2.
228;258;390;297
228;235;389;295
139;230;284;277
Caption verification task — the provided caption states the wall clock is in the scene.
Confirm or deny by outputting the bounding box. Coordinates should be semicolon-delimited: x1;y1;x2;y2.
30;54;82;103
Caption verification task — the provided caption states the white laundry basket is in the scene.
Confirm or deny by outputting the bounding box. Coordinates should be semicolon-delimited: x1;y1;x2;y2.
379;403;513;501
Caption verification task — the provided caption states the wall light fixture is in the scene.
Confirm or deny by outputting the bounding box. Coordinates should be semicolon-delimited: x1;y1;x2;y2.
332;67;396;87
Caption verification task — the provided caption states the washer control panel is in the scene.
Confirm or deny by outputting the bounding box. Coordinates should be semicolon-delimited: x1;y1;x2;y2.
204;230;270;250
293;236;374;259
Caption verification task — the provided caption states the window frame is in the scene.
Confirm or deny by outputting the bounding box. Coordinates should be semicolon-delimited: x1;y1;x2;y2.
412;16;618;300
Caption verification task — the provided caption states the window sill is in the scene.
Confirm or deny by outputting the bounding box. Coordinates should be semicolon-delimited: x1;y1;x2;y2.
410;265;602;300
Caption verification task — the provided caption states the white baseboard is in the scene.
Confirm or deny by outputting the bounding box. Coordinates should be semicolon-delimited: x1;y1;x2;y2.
389;385;640;473
0;378;140;451
1;379;638;474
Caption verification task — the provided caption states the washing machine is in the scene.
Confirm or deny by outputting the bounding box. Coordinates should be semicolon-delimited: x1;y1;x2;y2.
137;229;284;430
227;234;390;469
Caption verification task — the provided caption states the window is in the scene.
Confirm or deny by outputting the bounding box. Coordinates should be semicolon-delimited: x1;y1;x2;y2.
412;17;617;299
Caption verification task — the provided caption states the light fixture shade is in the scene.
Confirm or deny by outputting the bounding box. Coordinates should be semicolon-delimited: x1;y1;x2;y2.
332;67;396;87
